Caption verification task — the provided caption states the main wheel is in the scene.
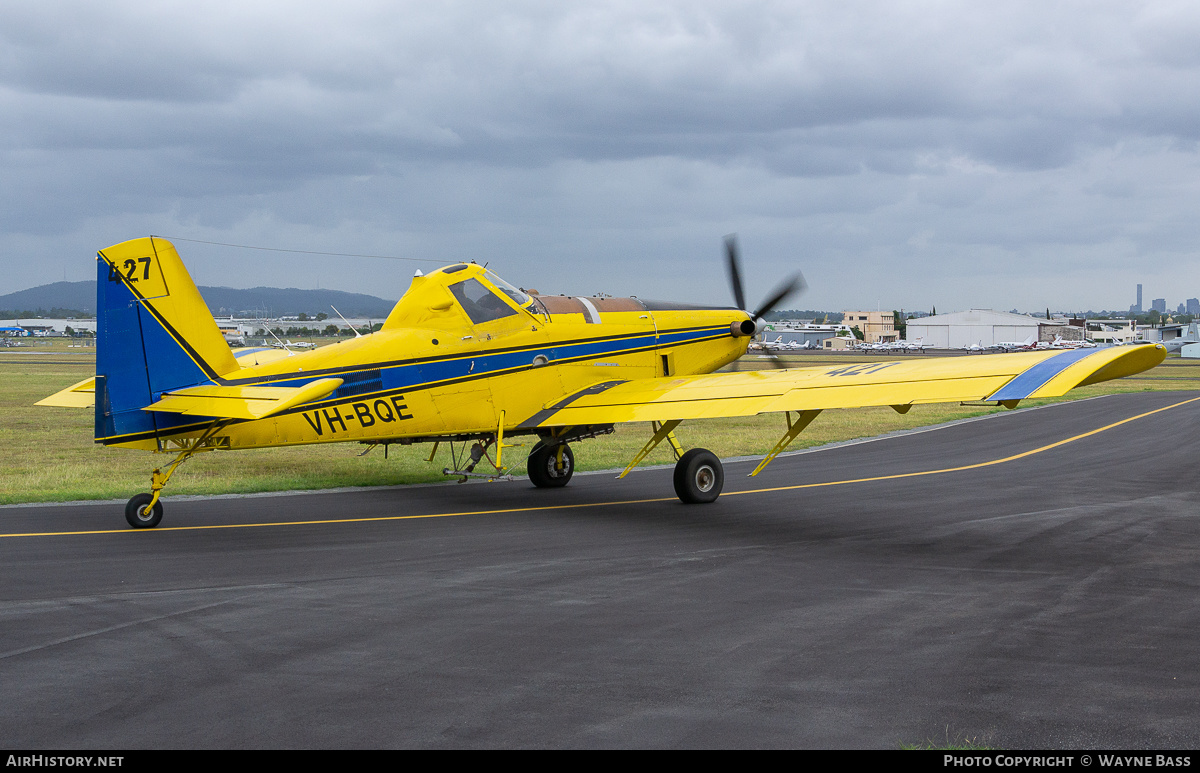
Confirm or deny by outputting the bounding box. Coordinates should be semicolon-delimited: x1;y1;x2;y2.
125;493;163;529
673;448;724;504
528;443;574;488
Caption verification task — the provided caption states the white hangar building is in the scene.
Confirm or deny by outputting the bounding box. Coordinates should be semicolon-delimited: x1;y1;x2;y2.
905;309;1049;349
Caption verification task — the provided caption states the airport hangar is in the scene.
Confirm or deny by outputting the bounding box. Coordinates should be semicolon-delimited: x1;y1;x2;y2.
906;309;1080;349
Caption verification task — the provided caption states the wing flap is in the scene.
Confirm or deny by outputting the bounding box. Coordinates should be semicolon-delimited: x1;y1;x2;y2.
528;346;1165;426
144;377;344;420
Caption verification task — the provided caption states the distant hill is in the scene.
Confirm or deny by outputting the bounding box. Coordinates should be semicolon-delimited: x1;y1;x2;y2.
0;282;94;317
198;286;396;318
0;281;396;318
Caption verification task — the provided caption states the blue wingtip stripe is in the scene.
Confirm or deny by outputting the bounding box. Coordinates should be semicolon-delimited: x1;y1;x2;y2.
986;347;1104;402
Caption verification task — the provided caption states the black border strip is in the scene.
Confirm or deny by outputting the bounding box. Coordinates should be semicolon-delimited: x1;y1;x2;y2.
516;380;629;428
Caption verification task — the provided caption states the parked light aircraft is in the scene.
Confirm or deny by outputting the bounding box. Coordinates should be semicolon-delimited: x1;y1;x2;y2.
1039;335;1097;350
996;336;1036;352
39;236;1165;529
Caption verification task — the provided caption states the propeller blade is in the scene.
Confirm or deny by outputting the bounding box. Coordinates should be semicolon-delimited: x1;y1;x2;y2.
725;234;746;312
751;273;806;321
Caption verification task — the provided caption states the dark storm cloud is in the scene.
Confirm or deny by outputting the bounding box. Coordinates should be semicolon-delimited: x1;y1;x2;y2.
2;1;1199;310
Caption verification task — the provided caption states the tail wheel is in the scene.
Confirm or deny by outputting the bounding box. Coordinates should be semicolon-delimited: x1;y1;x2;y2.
125;493;163;529
528;443;574;488
673;448;724;504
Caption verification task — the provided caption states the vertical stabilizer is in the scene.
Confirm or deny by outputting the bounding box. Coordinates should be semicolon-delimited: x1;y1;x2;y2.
95;237;239;443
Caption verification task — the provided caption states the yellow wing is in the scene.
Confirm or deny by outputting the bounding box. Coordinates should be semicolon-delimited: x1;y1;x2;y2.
523;345;1166;426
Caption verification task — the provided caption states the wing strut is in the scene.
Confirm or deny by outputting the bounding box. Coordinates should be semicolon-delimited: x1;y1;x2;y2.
617;420;684;479
748;410;822;477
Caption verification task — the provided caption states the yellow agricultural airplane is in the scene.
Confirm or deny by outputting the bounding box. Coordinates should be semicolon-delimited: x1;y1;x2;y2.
39;236;1165;529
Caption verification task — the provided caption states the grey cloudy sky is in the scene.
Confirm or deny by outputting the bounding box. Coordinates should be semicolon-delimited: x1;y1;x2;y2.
2;1;1199;313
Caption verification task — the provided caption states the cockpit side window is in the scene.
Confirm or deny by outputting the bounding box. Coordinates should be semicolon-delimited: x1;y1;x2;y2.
448;278;519;325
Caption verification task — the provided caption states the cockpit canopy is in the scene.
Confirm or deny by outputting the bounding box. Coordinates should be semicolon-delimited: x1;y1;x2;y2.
382;263;537;331
444;268;535;325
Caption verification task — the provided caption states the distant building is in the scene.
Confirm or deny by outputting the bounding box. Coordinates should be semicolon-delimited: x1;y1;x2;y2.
842;310;897;343
823;335;855;350
1179;303;1187;315
905;309;1044;349
1152;298;1167;313
1130;283;1143;315
759;322;845;348
1188;298;1199;315
1087;319;1136;345
1142;323;1191;345
0;318;97;336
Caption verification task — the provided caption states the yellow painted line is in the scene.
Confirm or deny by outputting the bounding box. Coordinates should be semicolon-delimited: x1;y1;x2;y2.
0;497;679;538
5;393;1200;539
725;393;1200;496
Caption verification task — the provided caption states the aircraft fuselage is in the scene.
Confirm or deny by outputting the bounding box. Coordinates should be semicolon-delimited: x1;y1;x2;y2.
105;263;751;451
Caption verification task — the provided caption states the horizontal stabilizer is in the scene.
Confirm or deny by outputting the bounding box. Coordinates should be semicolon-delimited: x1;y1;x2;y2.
36;377;97;408
145;377;344;420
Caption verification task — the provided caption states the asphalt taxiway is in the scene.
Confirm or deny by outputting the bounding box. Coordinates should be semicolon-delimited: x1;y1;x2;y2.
3;391;1200;748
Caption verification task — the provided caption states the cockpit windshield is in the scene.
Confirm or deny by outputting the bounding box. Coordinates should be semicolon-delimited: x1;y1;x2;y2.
448;278;519;325
484;270;532;308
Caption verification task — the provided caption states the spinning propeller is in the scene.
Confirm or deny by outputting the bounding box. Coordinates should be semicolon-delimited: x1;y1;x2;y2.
723;234;806;370
725;234;805;329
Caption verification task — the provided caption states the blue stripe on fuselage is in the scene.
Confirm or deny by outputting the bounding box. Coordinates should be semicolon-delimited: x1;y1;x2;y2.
257;326;725;398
